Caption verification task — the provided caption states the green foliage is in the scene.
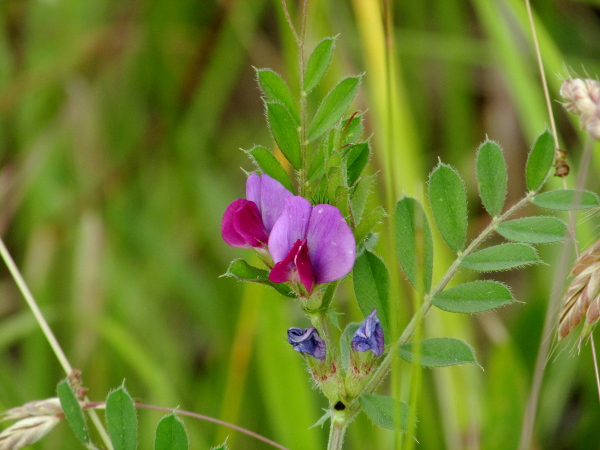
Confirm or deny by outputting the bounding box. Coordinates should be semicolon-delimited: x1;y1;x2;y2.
496;216;567;243
525;131;554;192
351;174;375;220
428;163;468;253
532;189;600;210
57;380;90;446
358;394;409;431
266;102;302;169
399;338;480;368
395;196;434;293
353;250;390;341
224;259;296;297
340;323;360;370
307;76;362;141
245;145;294;192
433;281;515;313
304;37;337;93
106;386;138;450
476;140;507;217
341;113;364;146
343;142;369;187
255;68;300;125
459;243;541;272
155;413;189;450
354;206;386;245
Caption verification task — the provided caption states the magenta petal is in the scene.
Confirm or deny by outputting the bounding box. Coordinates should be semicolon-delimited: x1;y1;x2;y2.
232;200;269;247
306;204;356;284
246;174;293;233
295;240;314;292
222;199;252;248
268;196;312;263
270;239;303;283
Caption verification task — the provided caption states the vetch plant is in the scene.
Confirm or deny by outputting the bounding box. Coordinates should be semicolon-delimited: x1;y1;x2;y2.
218;3;600;448
1;2;600;450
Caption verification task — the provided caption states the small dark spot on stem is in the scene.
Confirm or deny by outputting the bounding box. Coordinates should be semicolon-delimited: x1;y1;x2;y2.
334;401;346;411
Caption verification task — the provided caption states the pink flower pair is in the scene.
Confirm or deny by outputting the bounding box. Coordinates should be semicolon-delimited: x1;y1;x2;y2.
221;174;356;293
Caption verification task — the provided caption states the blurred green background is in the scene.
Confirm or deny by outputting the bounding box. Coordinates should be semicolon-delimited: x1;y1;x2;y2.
0;0;600;448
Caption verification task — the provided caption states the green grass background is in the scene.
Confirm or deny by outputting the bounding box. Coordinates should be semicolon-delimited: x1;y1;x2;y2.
0;0;599;448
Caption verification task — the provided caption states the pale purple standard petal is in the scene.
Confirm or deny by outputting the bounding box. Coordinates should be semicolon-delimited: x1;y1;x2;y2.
268;196;312;263
246;174;293;233
351;309;384;356
306;204;356;284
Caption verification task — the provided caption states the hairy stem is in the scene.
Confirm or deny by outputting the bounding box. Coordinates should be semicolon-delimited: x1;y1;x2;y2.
85;402;288;449
327;413;348;450
298;0;309;197
340;191;536;436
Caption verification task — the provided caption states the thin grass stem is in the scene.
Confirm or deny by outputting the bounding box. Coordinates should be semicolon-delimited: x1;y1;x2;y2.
590;334;600;403
519;136;595;449
0;237;113;449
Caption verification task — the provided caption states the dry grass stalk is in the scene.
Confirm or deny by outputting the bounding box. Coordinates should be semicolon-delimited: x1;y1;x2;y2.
558;239;600;346
0;415;60;450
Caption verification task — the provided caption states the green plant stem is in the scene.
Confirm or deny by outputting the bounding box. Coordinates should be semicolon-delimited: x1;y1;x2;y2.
328;191;536;445
0;237;114;450
327;416;347;450
298;0;309;197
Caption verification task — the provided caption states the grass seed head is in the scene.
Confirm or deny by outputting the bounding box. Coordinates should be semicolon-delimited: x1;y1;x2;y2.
558;240;600;347
0;415;60;450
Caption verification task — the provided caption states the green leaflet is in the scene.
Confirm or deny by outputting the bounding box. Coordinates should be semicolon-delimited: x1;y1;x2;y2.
359;394;409;431
340;322;360;371
525;130;554;192
476;140;507;217
496;216;567;243
399;338;480;368
307;76;362;141
154;413;189;450
303;36;336;93
255;68;299;125
459;243;541;272
224;259;296;298
106;386;138;450
428;163;468;253
395;196;434;293
354;206;386;245
343;142;369;187
353;250;390;343
341;112;364;146
245;145;294;192
266;102;301;169
57;380;90;445
432;280;515;313
532;189;600;210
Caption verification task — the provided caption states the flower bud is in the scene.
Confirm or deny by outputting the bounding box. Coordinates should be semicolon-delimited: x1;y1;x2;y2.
351;309;384;356
287;327;326;360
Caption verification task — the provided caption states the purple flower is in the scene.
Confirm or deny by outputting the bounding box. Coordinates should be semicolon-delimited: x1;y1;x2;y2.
287;327;326;360
351;309;384;356
268;196;356;292
221;174;293;248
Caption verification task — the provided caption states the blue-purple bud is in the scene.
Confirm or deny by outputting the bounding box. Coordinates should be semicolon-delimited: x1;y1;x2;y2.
351;309;384;356
287;327;326;360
